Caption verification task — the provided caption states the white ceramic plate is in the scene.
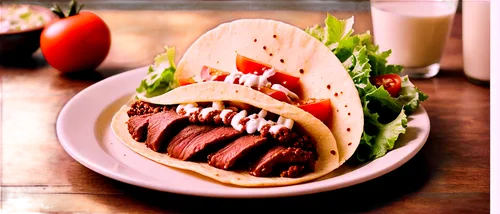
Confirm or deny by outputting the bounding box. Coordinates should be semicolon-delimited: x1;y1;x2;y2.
56;67;430;198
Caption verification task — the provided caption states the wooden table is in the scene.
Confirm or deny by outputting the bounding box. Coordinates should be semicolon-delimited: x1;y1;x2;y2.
0;10;490;213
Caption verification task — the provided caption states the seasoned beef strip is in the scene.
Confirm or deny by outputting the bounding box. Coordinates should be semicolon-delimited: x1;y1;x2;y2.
280;165;306;178
145;111;190;152
208;135;268;170
127;101;170;117
168;125;243;160
127;101;320;178
127;114;151;142
250;146;315;177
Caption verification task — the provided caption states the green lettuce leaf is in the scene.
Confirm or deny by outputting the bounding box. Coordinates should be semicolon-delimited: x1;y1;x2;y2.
136;46;179;98
396;76;429;114
305;14;354;49
356;107;408;162
305;13;428;162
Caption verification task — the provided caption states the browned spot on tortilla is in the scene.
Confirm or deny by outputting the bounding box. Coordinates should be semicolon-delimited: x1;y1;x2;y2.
299;69;304;74
236;90;238;93
341;91;344;94
347;128;351;132
328;85;332;90
216;61;219;64
263;46;267;50
348;142;352;146
280;59;284;63
330;150;336;155
215;173;219;176
334;92;338;96
348;112;351;116
254;39;257;42
345;105;348;107
237;178;241;180
273;34;277;38
336;110;339;112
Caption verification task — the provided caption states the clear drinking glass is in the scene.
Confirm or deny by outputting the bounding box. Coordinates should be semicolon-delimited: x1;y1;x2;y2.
370;0;459;78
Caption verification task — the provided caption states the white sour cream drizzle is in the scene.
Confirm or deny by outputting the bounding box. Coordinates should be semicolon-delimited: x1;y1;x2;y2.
176;102;294;135
224;68;276;88
223;68;299;101
271;84;299;100
176;103;199;115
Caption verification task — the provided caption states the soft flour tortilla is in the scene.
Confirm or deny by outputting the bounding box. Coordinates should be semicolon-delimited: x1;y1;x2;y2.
175;19;363;164
112;82;340;187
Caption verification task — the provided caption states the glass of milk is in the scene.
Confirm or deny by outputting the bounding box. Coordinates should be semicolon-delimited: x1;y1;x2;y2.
370;0;459;78
462;0;490;85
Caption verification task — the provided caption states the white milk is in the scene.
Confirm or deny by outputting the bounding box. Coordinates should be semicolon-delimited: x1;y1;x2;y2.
371;1;457;69
463;0;490;83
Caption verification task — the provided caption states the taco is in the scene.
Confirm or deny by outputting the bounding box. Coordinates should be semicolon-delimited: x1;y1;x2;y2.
111;18;364;187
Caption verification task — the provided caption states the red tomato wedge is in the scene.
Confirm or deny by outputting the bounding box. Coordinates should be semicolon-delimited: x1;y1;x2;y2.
259;87;291;103
178;77;196;86
369;74;402;97
201;66;230;81
235;54;300;90
199;66;291;103
294;98;332;123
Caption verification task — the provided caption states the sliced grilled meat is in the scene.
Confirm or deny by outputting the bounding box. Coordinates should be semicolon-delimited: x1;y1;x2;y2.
145;111;190;152
168;125;243;161
127;114;151;142
250;146;315;177
208;135;268;170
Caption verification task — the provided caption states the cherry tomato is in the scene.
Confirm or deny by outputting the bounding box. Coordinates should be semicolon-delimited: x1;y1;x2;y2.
259;87;291;103
294;98;332;123
369;74;402;97
235;54;300;90
201;66;229;81
178;77;196;86
41;2;111;73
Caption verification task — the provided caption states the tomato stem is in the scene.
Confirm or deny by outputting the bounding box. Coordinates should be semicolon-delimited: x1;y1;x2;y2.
68;0;81;17
50;0;84;18
50;4;66;19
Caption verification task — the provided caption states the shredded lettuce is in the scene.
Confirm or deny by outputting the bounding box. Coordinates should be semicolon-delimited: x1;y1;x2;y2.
305;13;428;162
136;46;179;98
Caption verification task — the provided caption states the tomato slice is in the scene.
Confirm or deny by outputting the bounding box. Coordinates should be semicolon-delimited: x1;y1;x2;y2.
178;77;196;86
201;66;230;81
236;54;300;90
236;54;269;75
259;87;291;103
369;74;402;97
294;98;332;123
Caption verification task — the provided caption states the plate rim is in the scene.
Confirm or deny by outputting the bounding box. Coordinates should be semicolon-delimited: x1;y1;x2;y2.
56;67;430;198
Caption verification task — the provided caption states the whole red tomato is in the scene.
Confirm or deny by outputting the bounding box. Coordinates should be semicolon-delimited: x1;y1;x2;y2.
41;0;111;73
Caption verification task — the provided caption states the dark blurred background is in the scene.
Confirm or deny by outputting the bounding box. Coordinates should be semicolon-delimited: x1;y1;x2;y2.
1;0;463;12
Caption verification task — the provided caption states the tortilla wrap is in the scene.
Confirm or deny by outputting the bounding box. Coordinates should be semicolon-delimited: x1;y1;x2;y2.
112;82;340;187
175;19;363;164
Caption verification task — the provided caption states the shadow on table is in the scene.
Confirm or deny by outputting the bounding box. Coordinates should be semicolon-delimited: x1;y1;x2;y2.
59;66;132;81
0;53;48;68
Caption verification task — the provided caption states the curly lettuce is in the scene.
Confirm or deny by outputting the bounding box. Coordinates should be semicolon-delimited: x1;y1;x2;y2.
136;46;178;98
306;14;428;162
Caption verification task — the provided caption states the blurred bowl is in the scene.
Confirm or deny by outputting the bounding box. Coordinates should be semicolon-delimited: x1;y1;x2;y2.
0;4;58;60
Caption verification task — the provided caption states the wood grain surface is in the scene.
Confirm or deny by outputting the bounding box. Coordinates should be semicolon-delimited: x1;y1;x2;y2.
0;10;490;213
